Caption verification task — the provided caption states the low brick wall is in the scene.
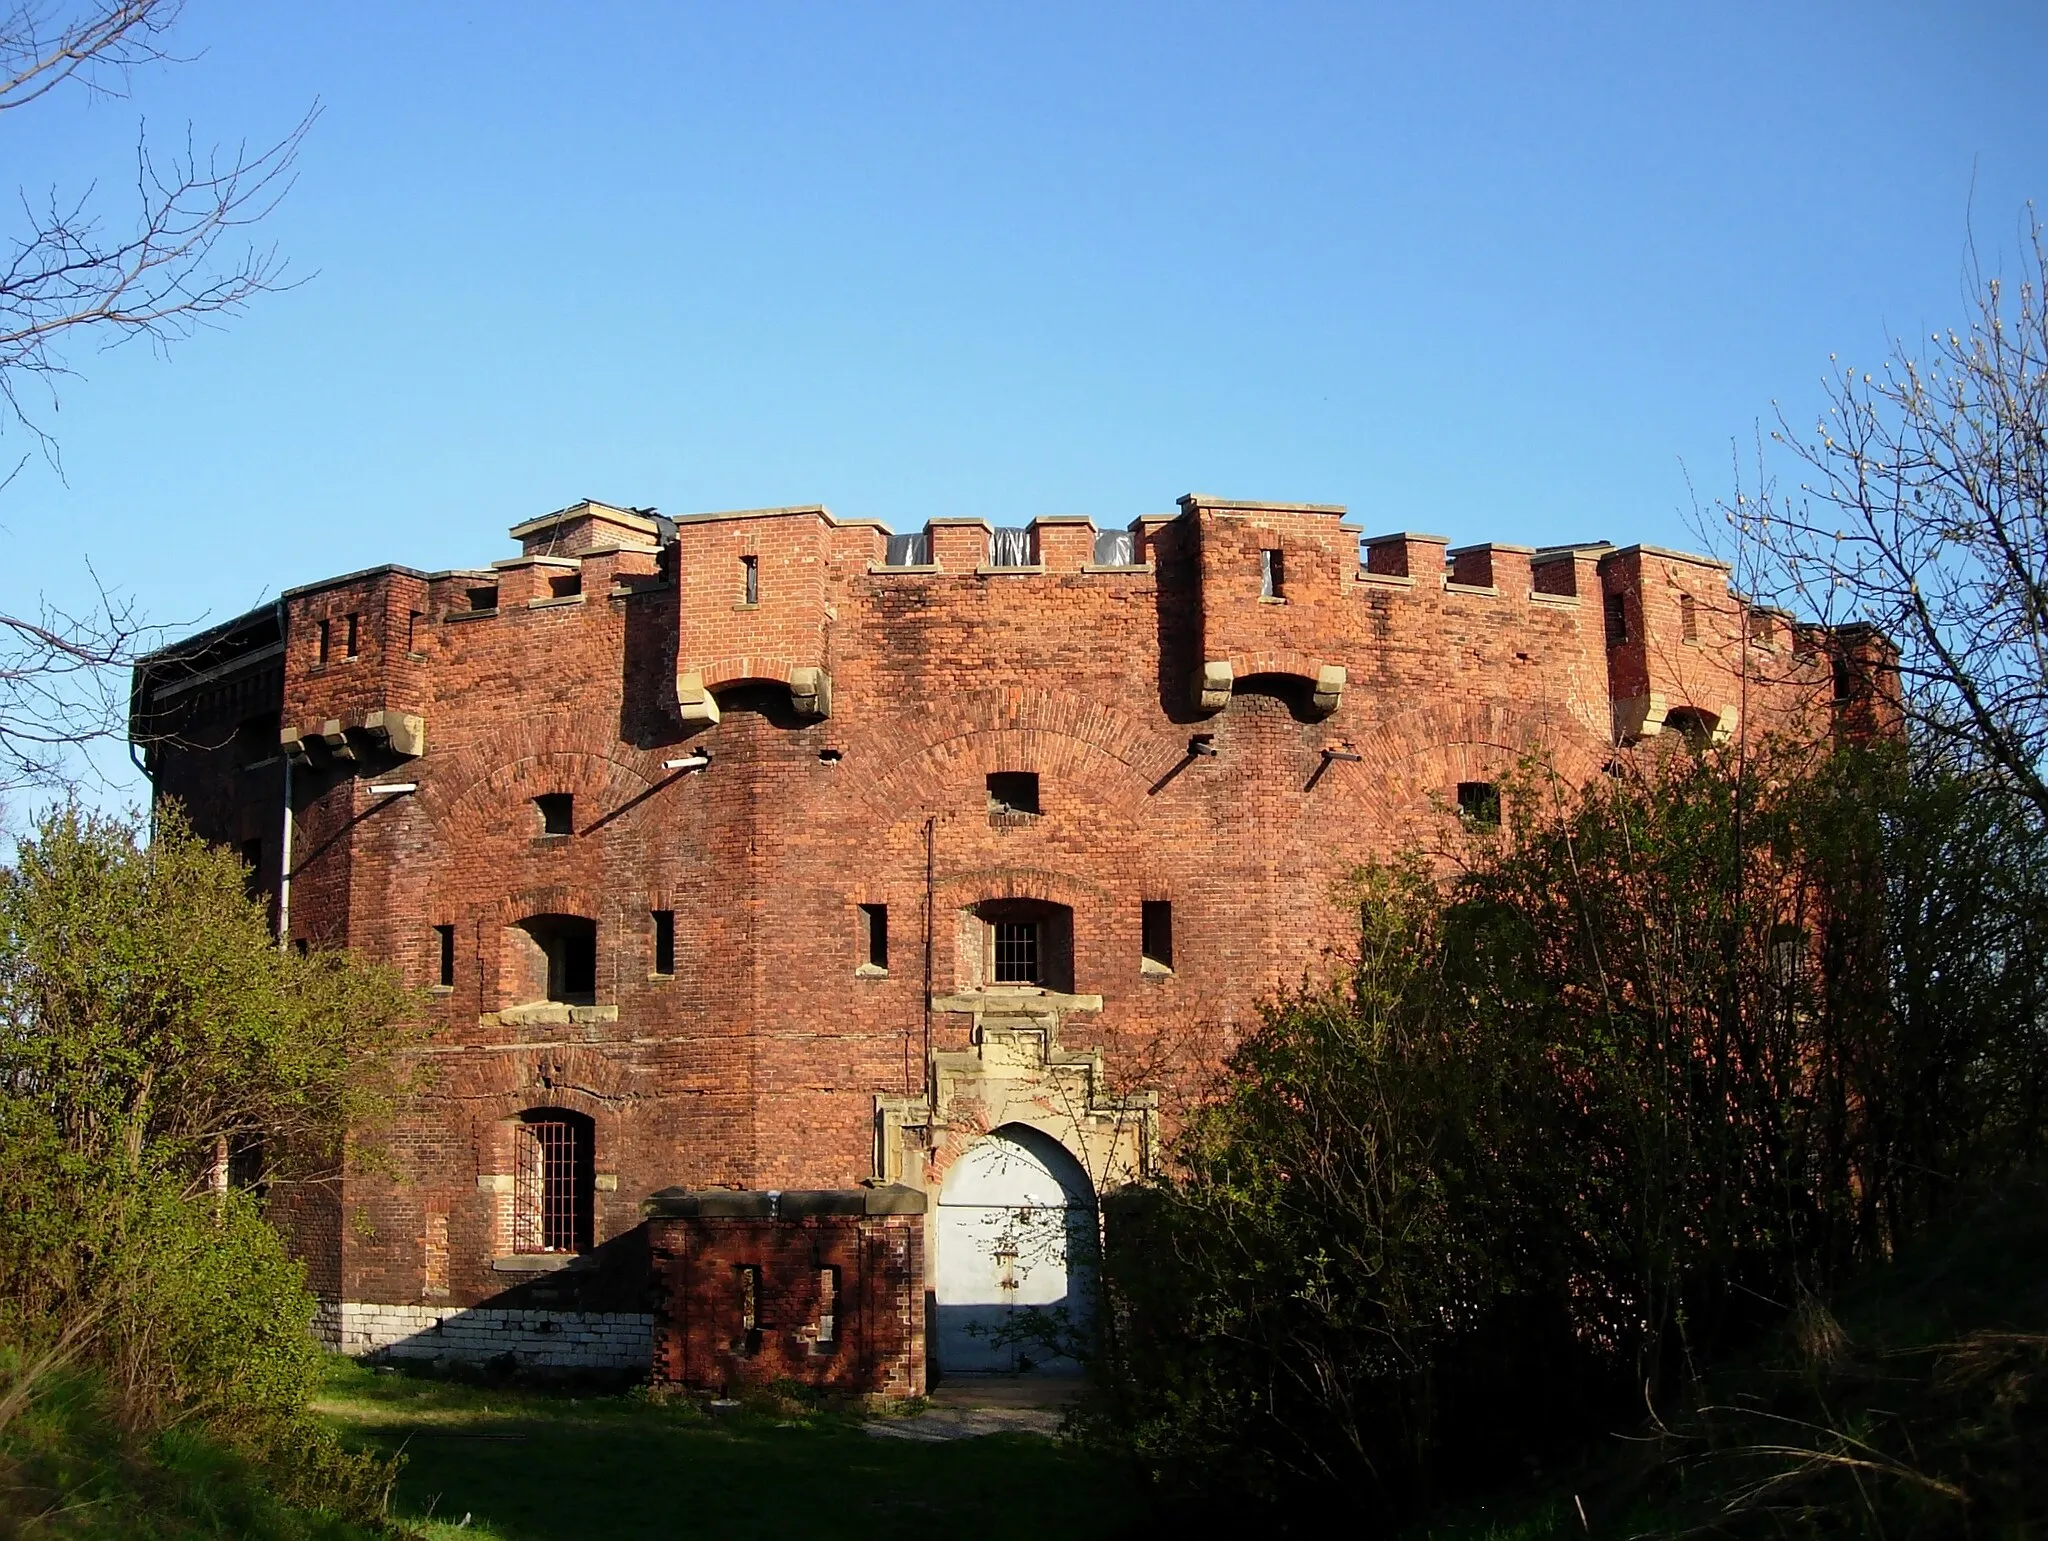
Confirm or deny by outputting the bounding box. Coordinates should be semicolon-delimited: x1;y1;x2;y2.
645;1185;926;1400
332;1300;654;1370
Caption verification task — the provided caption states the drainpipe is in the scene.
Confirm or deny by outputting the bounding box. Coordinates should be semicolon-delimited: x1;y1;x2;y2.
274;598;293;950
923;815;935;1101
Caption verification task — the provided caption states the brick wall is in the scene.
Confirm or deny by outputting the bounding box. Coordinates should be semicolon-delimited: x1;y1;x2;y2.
134;493;1858;1385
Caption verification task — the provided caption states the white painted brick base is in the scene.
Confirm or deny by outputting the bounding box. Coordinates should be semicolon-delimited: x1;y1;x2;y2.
329;1300;653;1371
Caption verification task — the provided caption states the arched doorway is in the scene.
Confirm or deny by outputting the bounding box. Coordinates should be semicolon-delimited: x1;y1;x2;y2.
934;1124;1097;1376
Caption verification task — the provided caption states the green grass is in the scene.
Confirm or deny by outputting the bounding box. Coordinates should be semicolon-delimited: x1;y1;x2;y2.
314;1361;1145;1540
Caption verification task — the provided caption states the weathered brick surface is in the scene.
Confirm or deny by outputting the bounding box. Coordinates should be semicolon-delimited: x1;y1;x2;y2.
135;493;1855;1379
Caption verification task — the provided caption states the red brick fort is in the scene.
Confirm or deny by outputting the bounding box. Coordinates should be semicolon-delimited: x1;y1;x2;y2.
132;494;1864;1396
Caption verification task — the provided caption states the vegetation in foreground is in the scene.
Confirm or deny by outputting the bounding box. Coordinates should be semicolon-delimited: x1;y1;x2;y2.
315;1359;1140;1541
0;809;418;1535
1086;737;2048;1531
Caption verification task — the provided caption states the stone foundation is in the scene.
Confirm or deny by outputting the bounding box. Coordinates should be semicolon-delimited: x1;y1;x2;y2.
333;1300;654;1370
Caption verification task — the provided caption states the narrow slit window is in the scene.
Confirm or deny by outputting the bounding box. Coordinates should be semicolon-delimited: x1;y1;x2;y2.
987;771;1040;816
1457;781;1502;829
537;793;574;837
652;909;675;976
1260;548;1285;599
435;924;455;988
1679;592;1698;642
741;554;759;605
408;610;424;652
317;618;332;664
994;920;1041;984
1141;900;1174;972
816;1265;840;1349
345;613;360;658
859;903;889;971
735;1264;763;1355
1604;592;1629;646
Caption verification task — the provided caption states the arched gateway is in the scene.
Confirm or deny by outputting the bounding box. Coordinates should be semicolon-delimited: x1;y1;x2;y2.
935;1124;1098;1375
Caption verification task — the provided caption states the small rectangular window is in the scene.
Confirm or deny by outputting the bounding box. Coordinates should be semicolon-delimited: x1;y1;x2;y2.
435;924;455;988
468;585;499;612
1458;781;1502;829
407;610;424;652
1141;900;1174;972
549;572;582;599
652;909;675;976
536;793;574;836
345;613;360;658
741;554;758;605
859;903;888;972
994;920;1041;984
1604;592;1629;646
987;771;1040;816
317;618;332;664
1679;592;1698;642
1260;548;1284;599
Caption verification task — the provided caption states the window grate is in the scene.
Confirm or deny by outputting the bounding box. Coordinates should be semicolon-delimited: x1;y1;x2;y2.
513;1119;580;1253
994;920;1040;984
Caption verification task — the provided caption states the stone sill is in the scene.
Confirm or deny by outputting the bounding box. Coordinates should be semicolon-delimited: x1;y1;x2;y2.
1443;581;1501;598
854;964;889;979
1079;562;1154;575
1140;959;1174;978
489;1002;620;1027
445;608;498;622
974;564;1046;576
491;1253;592;1274
866;562;942;574
527;594;585;609
1258;595;1288;605
1354;571;1415;589
1529;590;1580;608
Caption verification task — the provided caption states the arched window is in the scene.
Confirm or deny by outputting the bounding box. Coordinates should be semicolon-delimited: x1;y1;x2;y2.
511;1108;594;1254
1663;707;1719;751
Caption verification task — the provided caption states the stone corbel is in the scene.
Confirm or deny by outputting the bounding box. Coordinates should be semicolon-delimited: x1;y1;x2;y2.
676;670;722;726
279;725;310;760
1311;665;1347;716
1192;659;1234;714
317;718;356;763
1612;692;1669;744
788;666;832;720
361;709;427;758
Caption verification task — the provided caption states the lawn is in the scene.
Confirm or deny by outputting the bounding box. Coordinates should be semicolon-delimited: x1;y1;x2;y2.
313;1361;1144;1540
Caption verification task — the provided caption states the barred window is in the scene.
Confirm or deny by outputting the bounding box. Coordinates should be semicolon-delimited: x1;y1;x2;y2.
994;921;1041;984
512;1111;592;1254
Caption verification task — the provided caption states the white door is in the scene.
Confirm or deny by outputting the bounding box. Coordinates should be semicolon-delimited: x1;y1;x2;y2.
934;1124;1097;1375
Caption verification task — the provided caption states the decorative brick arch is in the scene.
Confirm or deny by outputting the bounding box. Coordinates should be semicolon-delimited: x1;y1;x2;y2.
930;865;1109;912
840;688;1186;822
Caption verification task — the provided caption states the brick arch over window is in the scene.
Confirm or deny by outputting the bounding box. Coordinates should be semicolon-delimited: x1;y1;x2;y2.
698;655;804;693
413;715;666;837
1225;647;1335;687
450;1046;629;1151
1325;699;1608;833
841;689;1186;822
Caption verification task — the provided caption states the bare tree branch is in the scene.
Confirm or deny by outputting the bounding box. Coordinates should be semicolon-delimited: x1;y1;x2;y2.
1726;209;2048;824
0;2;311;793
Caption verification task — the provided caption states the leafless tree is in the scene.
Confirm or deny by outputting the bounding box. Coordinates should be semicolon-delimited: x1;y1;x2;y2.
1727;211;2048;822
0;1;313;791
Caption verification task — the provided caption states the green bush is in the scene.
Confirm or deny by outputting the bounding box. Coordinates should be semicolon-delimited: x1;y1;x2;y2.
1088;740;2048;1525
0;806;419;1529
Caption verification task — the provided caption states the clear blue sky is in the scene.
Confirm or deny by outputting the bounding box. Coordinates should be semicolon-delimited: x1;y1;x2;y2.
5;1;2044;800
